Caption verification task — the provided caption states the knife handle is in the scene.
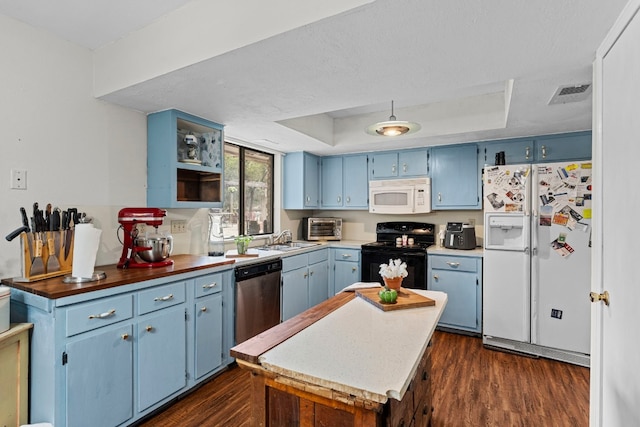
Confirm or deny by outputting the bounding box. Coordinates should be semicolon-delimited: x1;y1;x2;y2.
48;236;56;255
34;238;43;257
20;207;30;231
5;226;28;242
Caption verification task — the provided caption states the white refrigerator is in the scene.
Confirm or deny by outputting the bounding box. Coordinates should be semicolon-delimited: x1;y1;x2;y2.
483;161;592;365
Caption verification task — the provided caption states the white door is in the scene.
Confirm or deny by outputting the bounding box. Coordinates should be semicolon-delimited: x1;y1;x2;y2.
592;1;640;425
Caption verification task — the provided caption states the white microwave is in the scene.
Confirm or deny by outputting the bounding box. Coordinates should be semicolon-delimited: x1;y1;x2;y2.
369;178;431;214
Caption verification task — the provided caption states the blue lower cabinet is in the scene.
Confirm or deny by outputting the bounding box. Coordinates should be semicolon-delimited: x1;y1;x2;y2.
10;266;235;426
330;248;361;295
428;254;482;333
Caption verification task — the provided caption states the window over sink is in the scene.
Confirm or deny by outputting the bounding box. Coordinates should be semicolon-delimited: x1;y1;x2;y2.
223;143;274;237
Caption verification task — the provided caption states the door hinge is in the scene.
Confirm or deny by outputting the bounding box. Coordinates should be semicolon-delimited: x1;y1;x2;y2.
62;351;68;365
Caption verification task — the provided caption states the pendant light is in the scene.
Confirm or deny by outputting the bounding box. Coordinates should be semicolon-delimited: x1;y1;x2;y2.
365;100;421;136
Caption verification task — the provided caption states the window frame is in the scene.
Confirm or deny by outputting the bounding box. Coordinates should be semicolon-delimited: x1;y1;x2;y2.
224;142;275;237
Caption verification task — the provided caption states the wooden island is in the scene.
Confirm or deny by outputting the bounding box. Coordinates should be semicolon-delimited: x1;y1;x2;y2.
231;289;447;427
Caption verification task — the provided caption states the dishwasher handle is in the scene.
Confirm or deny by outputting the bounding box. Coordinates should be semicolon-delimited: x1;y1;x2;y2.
235;258;283;281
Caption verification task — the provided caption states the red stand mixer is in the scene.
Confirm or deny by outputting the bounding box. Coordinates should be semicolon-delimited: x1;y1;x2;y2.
117;207;174;268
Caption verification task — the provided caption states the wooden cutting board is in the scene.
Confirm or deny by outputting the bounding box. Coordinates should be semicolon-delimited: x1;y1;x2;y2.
356;287;436;311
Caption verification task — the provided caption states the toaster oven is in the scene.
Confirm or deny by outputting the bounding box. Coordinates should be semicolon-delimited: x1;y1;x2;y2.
303;217;342;241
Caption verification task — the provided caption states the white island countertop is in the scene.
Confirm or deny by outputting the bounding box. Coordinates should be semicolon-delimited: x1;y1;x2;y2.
257;290;447;404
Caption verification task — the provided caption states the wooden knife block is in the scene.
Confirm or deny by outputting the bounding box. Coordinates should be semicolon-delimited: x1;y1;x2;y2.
18;231;73;282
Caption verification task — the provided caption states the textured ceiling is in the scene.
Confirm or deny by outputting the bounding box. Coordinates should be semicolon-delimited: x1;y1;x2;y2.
0;0;628;155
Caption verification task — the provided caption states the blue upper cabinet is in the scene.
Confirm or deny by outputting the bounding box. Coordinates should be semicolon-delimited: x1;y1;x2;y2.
320;154;369;209
533;131;592;162
369;148;429;180
342;154;369;208
398;148;430;177
320;156;343;208
369;152;398;179
283;152;320;209
431;144;481;210
147;110;224;208
478;137;535;167
478;131;592;169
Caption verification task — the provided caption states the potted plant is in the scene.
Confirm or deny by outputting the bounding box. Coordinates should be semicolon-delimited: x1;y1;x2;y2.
234;235;253;255
379;258;408;291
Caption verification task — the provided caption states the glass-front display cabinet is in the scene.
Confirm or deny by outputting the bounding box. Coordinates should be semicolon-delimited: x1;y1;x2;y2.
147;110;224;208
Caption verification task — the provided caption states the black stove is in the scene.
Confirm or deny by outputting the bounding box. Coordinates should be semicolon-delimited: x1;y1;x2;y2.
361;222;435;289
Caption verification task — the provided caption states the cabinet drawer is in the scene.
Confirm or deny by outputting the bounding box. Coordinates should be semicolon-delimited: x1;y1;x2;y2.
429;256;477;272
194;273;224;298
282;253;308;272
66;294;133;337
138;282;186;315
333;248;360;262
308;248;328;265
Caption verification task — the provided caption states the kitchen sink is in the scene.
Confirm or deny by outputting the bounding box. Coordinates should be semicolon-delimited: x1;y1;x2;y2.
256;242;321;252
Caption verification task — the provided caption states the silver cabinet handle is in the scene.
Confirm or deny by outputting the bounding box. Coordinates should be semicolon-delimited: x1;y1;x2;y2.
154;294;174;302
200;306;208;312
525;146;530;160
306;195;310;202
303;272;308;279
337;196;341;203
309;270;314;276
392;164;396;173
121;333;130;340
88;309;116;319
145;325;153;332
446;262;460;268
433;275;439;281
438;192;442;202
346;196;351;203
352;267;357;272
202;283;218;289
342;253;352;258
402;163;407;173
541;145;547;159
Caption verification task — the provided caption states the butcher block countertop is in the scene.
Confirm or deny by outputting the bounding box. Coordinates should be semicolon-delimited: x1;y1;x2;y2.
231;289;447;404
0;254;235;299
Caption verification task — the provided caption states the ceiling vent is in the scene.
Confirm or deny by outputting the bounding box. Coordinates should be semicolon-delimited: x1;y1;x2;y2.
548;83;592;105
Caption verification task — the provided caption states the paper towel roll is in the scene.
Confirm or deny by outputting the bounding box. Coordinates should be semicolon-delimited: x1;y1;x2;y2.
72;223;102;279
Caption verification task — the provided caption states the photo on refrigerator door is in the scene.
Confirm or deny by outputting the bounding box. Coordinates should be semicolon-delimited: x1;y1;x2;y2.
483;165;530;212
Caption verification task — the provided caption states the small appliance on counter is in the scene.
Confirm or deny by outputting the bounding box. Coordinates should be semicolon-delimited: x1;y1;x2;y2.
444;222;476;250
117;207;174;268
303;217;342;241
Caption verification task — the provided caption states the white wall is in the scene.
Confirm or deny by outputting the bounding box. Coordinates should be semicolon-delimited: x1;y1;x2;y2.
0;15;147;278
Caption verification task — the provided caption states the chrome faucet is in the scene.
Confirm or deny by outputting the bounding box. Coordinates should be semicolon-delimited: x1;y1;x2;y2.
272;229;292;244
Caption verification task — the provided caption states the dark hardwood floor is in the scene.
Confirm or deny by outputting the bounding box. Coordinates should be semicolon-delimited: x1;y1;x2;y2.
137;331;589;426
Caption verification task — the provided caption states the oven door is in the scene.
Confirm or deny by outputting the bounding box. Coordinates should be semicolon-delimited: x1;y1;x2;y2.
361;248;427;289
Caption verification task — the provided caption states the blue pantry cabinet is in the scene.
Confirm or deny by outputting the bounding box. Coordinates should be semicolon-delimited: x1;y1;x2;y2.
9;266;235;427
147;109;224;208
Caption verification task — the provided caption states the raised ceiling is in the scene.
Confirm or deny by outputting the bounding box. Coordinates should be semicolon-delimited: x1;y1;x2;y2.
0;0;628;155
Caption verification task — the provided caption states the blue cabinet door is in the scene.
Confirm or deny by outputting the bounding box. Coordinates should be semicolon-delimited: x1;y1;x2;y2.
321;156;344;207
281;267;309;320
333;261;360;294
431;144;480;209
343;154;369;208
399;148;429;177
137;306;187;412
283;152;320;209
534;131;592;162
478;138;534;167
308;260;329;307
430;269;478;329
66;324;134;427
194;293;223;379
369;152;398;179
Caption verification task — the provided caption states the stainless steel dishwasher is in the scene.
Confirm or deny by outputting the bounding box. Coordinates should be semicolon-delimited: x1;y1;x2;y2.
234;258;282;344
